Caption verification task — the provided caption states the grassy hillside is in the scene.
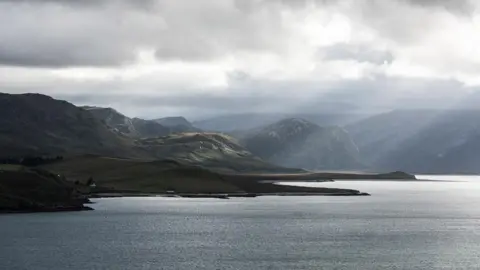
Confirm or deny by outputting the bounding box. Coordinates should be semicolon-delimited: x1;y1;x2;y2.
0;165;90;212
42;155;375;196
0;93;136;158
42;156;244;194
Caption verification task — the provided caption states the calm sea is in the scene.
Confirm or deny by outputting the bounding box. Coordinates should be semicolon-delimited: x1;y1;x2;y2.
2;175;480;269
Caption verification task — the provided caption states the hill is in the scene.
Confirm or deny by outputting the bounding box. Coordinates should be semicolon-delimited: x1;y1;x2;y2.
0;165;90;212
41;156;244;194
83;106;170;138
0;93;136;158
153;116;199;133
347;109;480;173
240;118;363;170
41;155;374;196
134;132;302;173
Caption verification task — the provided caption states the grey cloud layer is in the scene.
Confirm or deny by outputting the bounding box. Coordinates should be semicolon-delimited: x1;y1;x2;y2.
0;0;478;119
0;0;474;67
0;0;288;67
321;44;393;64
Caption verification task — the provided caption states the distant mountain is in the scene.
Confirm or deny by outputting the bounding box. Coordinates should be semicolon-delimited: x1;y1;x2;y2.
153;116;199;133
193;114;284;132
240;118;363;170
193;113;371;132
0;93;135;158
347;109;480;173
83;106;170;138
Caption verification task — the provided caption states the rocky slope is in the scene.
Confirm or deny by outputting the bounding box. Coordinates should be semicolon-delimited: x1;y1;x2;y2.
83;106;170;138
135;132;301;173
240;118;363;170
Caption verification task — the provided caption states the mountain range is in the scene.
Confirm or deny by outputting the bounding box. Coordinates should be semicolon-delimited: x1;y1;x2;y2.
1;92;480;174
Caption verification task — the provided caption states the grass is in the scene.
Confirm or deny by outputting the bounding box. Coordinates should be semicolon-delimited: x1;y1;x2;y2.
0;166;90;212
0;164;23;171
42;155;244;194
38;155;398;197
39;155;415;197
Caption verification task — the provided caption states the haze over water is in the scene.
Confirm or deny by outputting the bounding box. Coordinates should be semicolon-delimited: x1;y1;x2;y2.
2;175;480;270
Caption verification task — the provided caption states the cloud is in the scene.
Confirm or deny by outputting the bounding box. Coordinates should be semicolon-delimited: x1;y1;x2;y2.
0;0;480;118
402;0;474;14
321;44;394;64
0;0;291;67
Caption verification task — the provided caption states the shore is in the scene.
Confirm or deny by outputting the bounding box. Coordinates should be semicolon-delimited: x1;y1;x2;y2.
0;205;93;214
88;180;371;200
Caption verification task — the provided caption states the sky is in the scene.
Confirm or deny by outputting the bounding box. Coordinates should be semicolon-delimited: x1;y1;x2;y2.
1;0;480;119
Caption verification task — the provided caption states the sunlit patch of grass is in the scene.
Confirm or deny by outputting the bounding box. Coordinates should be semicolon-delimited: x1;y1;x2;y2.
0;164;23;171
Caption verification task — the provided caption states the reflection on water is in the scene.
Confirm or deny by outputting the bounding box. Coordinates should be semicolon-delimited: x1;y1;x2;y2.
1;175;480;270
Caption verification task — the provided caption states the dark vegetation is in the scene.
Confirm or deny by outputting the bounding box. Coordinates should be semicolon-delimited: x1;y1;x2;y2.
40;155;372;197
0;155;64;167
0;165;91;213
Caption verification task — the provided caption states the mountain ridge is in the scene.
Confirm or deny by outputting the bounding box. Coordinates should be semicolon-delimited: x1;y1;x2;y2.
239;118;363;170
0;93;297;173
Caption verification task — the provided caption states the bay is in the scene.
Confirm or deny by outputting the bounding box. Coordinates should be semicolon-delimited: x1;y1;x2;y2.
2;175;480;269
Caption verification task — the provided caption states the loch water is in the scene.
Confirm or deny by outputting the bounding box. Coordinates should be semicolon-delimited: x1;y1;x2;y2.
2;175;480;269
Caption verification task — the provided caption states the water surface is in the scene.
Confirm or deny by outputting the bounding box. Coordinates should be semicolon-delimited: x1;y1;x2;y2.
2;175;480;269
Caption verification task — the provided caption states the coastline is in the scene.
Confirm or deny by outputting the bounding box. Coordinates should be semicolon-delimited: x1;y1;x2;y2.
90;191;371;199
0;205;93;214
